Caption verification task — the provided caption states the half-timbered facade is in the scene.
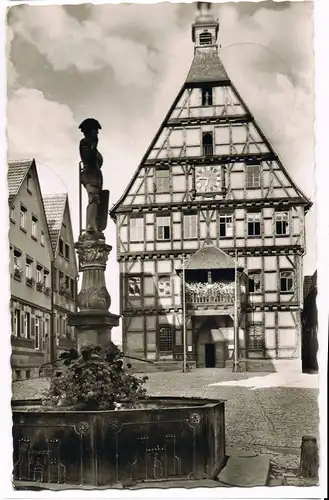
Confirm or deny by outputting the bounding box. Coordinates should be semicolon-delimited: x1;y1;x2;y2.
110;3;311;372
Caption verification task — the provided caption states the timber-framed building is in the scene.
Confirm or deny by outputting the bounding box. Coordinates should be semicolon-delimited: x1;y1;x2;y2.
110;3;311;372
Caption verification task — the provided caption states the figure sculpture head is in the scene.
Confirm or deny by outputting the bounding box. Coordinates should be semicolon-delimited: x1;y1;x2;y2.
79;118;102;139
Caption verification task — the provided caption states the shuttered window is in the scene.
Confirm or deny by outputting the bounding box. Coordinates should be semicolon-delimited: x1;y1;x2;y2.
155;168;170;193
184;214;197;239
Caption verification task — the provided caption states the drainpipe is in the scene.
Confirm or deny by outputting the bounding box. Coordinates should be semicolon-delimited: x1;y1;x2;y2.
50;259;56;368
233;249;240;373
182;256;187;373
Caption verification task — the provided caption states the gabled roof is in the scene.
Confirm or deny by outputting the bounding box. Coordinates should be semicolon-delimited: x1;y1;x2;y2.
43;193;67;253
179;242;242;272
110;7;312;218
8;159;34;204
186;50;230;84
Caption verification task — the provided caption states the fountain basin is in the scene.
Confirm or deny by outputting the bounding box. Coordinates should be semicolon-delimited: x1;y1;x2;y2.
12;397;225;488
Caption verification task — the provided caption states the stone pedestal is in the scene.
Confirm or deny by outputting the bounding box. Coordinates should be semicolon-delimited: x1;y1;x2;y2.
68;231;120;351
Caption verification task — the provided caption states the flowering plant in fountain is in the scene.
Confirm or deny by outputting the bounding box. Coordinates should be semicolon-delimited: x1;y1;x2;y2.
42;341;148;410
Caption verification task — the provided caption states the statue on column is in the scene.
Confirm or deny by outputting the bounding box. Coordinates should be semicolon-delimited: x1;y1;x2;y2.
79;118;109;235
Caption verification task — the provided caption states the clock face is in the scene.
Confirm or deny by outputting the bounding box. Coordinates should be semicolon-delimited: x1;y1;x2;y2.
195;166;222;193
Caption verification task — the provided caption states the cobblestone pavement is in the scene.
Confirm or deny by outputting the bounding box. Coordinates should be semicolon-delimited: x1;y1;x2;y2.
141;369;319;449
141;368;319;478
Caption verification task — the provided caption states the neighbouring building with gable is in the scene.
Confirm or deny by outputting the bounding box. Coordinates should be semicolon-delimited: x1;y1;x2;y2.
8;160;79;381
110;3;312;372
9;159;53;381
43;194;78;359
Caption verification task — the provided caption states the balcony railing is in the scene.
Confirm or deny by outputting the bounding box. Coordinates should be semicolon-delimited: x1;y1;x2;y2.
185;281;236;308
202;145;213;157
186;291;234;306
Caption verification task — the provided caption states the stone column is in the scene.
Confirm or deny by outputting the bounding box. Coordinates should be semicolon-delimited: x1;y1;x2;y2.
68;231;120;352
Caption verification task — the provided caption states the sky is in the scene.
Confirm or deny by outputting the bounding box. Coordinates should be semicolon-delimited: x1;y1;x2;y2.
6;1;315;343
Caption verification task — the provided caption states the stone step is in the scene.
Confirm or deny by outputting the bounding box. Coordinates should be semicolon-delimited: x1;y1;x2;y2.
217;455;270;487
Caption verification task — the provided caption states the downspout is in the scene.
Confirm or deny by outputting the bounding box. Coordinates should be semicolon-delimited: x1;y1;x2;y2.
50;259;56;367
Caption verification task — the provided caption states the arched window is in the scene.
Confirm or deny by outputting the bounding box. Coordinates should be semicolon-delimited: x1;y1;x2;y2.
159;326;174;353
202;132;213;156
199;31;212;46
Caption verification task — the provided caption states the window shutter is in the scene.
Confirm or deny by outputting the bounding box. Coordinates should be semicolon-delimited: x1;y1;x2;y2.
20;312;25;337
40;319;44;350
10;310;14;335
31;315;35;337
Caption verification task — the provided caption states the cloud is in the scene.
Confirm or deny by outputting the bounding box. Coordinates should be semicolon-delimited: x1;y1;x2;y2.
7;87;77;164
8;4;184;89
6;1;316;284
7;25;18;87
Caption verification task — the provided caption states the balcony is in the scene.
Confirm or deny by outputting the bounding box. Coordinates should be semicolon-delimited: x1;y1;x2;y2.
185;281;237;315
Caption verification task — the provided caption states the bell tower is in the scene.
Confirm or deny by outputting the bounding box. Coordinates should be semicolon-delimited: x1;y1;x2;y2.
192;2;219;52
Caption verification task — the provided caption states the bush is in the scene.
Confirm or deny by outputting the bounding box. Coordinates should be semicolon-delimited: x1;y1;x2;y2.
42;341;148;410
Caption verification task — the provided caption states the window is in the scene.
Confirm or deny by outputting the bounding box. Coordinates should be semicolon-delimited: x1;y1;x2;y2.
248;324;264;351
40;229;45;246
65;244;70;261
156;216;171;240
249;272;262;293
44;318;49;340
130;216;144;242
202;132;213;156
59;271;64;292
27;174;32;193
246;163;261;188
219;214;233;238
43;269;49;288
15;370;22;381
159;327;174;353
280;271;294;292
155;168;170;193
128;277;141;296
14;309;21;337
158;276;172;296
247;213;261;237
184;214;198;239
20;205;27;230
202;87;213;106
10;206;15;222
14;249;22;270
36;264;43;283
26;370;31;380
32;215;38;239
59;238;64;256
275;211;289;236
65;275;70;290
25;258;33;279
35;317;40;350
24;311;31;339
199;31;212;45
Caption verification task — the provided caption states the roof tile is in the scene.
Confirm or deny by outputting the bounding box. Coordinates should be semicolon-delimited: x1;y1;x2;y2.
183;243;240;271
7;159;33;204
186;50;230;84
43;193;67;253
